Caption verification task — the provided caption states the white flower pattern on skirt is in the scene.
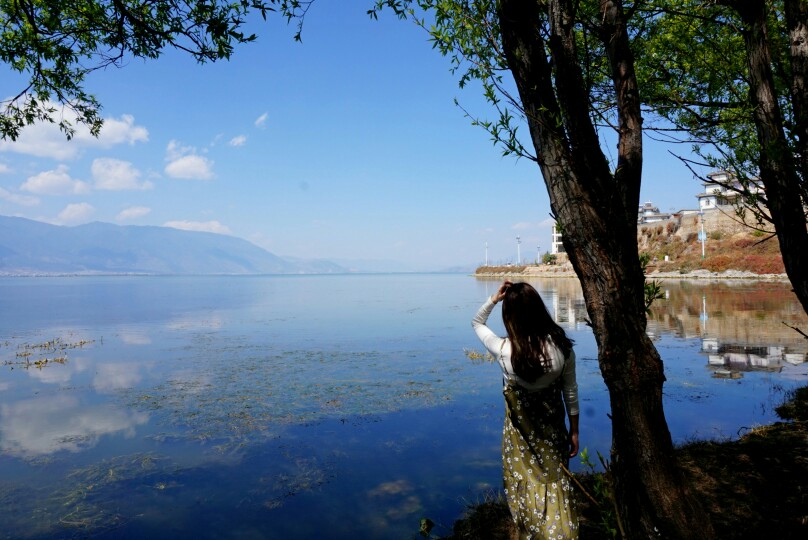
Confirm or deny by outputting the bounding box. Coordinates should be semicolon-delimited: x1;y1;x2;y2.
503;382;578;539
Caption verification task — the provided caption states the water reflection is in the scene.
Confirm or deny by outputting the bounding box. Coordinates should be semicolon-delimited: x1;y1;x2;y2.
495;277;808;377
93;363;144;393
647;280;808;377
0;394;148;457
477;278;590;330
2;275;807;539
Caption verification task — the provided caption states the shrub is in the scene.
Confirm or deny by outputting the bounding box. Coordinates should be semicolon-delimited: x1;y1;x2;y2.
701;255;733;273
475;265;529;274
737;254;785;274
733;237;755;249
709;231;723;240
685;232;698;243
666;221;678;235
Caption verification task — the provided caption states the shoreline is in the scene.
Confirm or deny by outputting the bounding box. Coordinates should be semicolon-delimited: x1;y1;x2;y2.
446;385;808;539
474;265;790;281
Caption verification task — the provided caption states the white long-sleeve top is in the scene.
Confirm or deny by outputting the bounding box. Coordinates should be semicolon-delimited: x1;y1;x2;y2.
472;298;579;416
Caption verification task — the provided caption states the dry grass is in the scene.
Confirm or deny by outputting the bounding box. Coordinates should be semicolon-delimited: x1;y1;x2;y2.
646;229;785;275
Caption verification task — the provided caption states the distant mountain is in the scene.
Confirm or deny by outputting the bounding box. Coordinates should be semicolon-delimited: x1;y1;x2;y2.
328;258;417;273
0;216;350;275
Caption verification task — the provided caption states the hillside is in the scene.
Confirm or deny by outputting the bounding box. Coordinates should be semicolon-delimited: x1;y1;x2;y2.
640;211;785;275
0;215;347;275
476;210;787;277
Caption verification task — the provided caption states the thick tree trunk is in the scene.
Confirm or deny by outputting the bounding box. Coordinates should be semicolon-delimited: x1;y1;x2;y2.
498;0;714;537
785;0;808;186
734;0;808;317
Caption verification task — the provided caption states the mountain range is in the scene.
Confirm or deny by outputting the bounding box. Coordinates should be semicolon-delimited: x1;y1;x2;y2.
0;215;350;275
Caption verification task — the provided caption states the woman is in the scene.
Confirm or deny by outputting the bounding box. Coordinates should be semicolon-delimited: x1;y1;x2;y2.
472;281;579;539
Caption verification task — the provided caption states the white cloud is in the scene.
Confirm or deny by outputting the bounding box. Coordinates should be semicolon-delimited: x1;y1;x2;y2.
165;155;214;179
254;112;268;128
165;140;191;161
116;206;151;221
0;163;11;174
56;202;95;224
91;158;153;190
229;135;247;147
20;165;90;195
539;217;556;227
163;220;231;234
0;186;39;206
164;140;214;180
80;114;149;147
0;107;148;160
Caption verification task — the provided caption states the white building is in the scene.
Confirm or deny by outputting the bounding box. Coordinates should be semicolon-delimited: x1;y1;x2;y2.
697;170;764;211
551;223;566;255
638;201;673;224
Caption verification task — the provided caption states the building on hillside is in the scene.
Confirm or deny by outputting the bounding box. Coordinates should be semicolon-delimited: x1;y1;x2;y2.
697;170;764;211
638;201;673;224
551;223;566;255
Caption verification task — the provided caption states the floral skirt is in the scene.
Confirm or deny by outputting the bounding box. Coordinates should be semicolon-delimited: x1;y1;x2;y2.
502;383;578;539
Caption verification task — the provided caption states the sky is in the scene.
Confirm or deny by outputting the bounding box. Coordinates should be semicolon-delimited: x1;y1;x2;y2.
0;2;704;271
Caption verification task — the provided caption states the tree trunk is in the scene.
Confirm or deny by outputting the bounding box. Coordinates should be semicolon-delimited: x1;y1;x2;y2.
785;0;808;186
733;0;808;317
498;0;714;537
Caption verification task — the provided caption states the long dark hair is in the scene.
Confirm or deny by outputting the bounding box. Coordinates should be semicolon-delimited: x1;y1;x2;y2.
501;282;573;382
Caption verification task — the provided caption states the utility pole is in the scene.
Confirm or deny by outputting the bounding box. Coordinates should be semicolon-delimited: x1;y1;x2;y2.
698;211;706;259
485;242;489;266
516;236;521;264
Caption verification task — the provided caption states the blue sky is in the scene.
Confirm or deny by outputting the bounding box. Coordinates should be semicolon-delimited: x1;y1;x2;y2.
0;2;702;270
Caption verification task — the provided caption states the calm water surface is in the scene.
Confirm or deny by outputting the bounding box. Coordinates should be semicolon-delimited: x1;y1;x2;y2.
1;274;806;539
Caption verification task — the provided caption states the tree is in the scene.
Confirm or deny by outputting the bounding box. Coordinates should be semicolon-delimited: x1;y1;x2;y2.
373;0;712;537
0;0;733;536
0;0;284;141
497;2;712;536
635;0;808;317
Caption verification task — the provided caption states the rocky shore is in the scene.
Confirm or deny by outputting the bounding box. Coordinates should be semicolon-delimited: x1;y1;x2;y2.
474;263;789;281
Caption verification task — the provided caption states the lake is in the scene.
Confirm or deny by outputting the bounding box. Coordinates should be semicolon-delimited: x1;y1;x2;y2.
1;274;807;539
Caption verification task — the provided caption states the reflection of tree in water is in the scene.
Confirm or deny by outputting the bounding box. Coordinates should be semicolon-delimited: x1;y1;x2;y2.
646;281;808;376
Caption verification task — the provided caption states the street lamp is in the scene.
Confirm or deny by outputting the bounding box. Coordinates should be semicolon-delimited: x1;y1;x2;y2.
516;236;521;264
698;211;706;259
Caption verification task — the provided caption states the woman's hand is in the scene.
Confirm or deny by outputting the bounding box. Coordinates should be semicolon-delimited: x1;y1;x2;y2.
491;281;512;304
568;431;579;458
568;413;580;457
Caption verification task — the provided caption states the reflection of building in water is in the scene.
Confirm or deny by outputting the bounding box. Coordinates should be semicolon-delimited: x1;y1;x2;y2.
552;292;589;330
702;340;806;378
646;281;808;378
523;278;589;331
